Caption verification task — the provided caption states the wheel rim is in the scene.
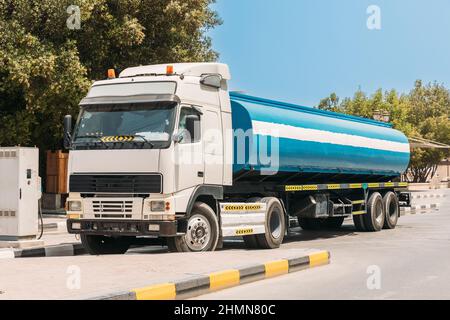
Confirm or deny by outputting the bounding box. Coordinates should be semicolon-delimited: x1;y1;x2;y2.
186;214;211;251
269;208;282;239
375;200;383;225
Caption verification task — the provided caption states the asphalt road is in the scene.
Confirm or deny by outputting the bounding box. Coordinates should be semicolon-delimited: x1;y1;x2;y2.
1;189;447;300
197;195;450;300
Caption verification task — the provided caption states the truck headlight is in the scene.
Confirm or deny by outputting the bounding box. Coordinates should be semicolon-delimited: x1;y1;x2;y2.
68;201;82;212
150;201;165;212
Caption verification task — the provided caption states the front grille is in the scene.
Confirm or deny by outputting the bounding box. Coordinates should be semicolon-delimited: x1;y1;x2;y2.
93;200;133;213
69;174;162;194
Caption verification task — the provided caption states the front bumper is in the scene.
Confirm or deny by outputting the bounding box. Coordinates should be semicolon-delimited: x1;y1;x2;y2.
67;219;178;237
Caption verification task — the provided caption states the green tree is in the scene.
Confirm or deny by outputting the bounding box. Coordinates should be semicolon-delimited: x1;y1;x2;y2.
0;0;221;151
406;81;450;182
318;81;450;183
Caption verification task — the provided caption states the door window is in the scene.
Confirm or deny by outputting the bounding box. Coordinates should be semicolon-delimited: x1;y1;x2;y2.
178;107;202;144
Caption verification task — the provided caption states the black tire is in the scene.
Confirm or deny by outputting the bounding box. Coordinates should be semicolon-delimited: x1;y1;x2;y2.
243;197;262;249
243;235;259;249
81;234;131;255
298;217;316;230
363;192;385;232
255;198;286;249
383;192;399;229
167;202;219;253
353;214;366;232
323;217;345;229
298;217;344;230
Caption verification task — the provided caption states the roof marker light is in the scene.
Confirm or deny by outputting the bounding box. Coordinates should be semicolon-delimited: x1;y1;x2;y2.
107;69;116;79
166;65;174;75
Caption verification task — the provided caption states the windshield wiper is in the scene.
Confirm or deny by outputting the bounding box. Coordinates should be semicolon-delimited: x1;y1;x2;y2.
130;134;155;149
74;136;110;149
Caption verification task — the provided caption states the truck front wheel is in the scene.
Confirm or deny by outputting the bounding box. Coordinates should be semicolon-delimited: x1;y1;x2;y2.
167;202;219;253
81;234;131;255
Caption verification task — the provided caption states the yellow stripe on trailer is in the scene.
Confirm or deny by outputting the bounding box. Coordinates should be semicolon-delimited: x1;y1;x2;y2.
285;186;303;192
327;184;341;190
235;228;254;236
349;183;362;189
368;183;380;188
302;185;319;191
352;200;365;205
384;182;395;187
352;211;366;216
222;204;263;212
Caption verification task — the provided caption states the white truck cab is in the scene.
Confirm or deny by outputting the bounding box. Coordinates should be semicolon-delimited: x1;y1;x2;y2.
66;63;238;254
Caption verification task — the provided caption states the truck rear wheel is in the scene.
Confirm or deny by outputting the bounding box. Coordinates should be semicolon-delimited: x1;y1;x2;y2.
81;234;131;255
363;192;385;232
255;198;285;249
353;215;366;232
383;192;399;229
167;202;219;253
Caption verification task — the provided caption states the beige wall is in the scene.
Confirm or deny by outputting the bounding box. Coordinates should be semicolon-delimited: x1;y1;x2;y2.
435;160;450;182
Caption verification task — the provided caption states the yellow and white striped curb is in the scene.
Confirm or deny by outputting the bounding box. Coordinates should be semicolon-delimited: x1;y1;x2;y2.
98;250;331;300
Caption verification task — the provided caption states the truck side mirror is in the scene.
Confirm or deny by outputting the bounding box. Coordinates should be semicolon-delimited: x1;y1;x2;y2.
185;115;200;143
63;115;73;150
172;133;184;144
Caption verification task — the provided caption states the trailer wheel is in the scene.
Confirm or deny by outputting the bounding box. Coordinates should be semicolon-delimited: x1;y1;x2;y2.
323;217;345;229
81;234;131;255
255;198;285;249
353;215;366;232
363;192;385;232
383;192;399;229
167;202;219;253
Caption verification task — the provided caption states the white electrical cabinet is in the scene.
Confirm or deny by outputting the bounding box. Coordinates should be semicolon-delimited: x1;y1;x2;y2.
0;147;41;240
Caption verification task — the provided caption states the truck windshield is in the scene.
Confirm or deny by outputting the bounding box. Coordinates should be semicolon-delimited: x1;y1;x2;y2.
72;101;177;149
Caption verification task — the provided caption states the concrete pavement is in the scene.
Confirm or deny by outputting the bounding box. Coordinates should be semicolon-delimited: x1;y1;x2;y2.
0;189;448;300
0;247;327;300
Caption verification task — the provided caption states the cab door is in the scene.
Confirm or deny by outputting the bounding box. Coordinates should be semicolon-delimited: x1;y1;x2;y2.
174;106;204;191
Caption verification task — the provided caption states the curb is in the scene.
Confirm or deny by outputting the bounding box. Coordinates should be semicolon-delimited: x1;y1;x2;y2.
401;203;440;214
0;243;85;259
95;250;330;300
411;193;447;200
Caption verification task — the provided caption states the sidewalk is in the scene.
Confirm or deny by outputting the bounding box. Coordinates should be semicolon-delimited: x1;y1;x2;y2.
0;247;326;300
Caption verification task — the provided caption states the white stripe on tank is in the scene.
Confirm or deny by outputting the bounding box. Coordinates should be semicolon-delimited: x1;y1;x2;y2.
252;121;410;154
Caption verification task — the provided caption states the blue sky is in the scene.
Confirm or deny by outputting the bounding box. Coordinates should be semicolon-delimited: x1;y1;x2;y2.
209;0;450;106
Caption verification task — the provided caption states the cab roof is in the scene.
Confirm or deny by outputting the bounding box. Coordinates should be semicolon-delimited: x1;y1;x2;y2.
119;63;231;80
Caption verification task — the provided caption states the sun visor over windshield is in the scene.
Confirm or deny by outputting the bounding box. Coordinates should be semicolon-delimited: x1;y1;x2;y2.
79;94;181;106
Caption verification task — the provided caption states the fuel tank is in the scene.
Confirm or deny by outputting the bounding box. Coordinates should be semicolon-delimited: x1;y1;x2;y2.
230;92;410;182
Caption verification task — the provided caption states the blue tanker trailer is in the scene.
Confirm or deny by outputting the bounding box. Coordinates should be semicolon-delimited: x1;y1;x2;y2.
225;92;411;244
230;92;410;183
